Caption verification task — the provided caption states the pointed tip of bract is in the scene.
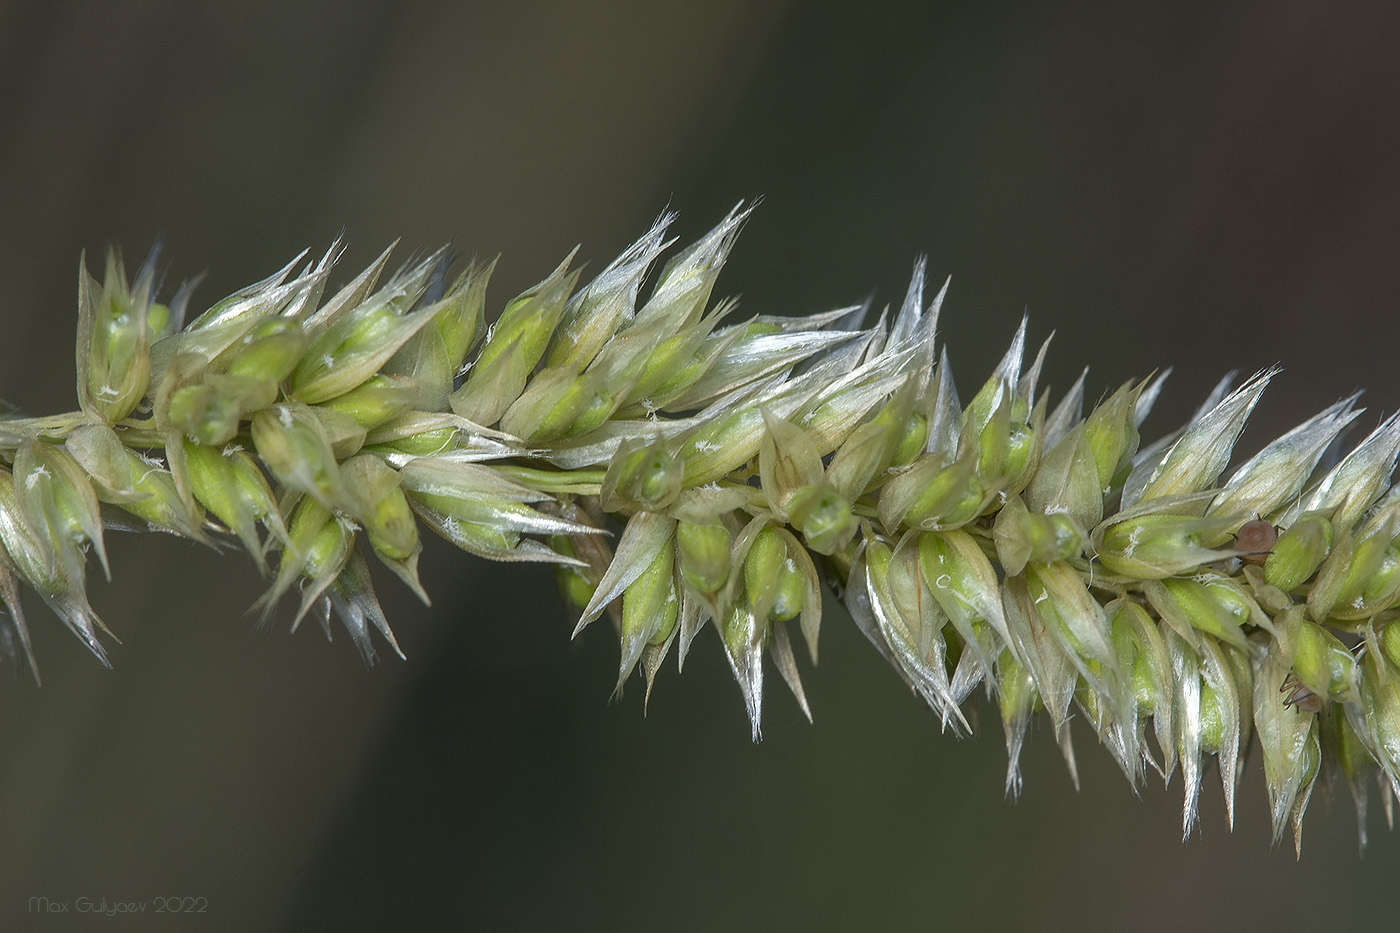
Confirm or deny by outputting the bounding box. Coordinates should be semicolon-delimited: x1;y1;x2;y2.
639;631;677;716
1134;368;1171;428
887;257;926;347
1058;724;1081;792
614;628;649;699
769;623;813;723
887;260;947;378
44;592;114;670
996;315;1029;389
720;618;765;743
328;551;405;667
0;577;40;685
679;200;755;271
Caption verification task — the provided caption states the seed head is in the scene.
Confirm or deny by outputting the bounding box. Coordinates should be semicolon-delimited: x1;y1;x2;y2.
8;208;1400;852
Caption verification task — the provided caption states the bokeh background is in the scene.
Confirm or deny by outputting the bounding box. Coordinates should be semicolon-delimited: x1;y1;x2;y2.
3;1;1400;929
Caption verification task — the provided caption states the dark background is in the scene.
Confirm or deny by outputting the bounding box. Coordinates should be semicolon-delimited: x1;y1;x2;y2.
3;2;1400;930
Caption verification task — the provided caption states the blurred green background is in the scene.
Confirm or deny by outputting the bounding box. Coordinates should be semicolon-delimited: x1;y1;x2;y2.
4;1;1400;929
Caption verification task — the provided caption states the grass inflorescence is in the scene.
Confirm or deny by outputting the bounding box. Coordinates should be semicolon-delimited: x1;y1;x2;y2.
3;204;1400;853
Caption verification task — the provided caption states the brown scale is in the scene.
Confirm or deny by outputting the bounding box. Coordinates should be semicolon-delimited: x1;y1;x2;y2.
1234;518;1279;566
